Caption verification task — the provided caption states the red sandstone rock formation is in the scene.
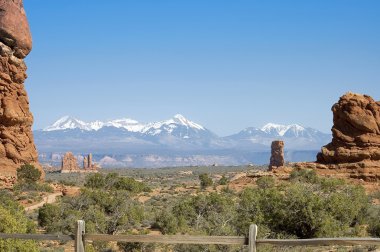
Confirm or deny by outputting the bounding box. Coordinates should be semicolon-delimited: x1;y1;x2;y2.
0;0;42;177
317;92;380;164
62;152;99;173
269;140;285;171
293;93;380;181
0;0;32;58
61;152;80;173
83;153;94;169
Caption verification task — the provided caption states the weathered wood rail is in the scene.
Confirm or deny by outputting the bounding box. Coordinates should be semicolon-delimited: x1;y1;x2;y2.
1;220;380;252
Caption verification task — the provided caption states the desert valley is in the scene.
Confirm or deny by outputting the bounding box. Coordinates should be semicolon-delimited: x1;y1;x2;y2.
1;0;380;252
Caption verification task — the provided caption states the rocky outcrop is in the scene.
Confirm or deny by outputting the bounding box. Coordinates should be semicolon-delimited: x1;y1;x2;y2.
317;92;380;164
83;153;99;170
0;0;32;58
83;155;89;169
83;153;92;169
269;140;284;170
292;93;380;181
61;152;80;173
61;152;99;173
0;0;42;177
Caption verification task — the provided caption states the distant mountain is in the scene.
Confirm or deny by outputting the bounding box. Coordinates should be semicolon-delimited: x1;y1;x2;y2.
225;123;331;150
34;115;331;167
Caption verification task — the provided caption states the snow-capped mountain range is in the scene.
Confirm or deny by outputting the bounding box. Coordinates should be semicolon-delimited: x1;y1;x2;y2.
41;114;322;139
34;115;332;167
44;114;204;135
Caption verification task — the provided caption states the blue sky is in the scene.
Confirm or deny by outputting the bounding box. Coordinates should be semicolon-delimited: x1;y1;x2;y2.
24;0;380;135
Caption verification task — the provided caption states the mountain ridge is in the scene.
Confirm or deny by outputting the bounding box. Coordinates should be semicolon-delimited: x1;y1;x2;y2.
35;115;331;167
41;114;328;137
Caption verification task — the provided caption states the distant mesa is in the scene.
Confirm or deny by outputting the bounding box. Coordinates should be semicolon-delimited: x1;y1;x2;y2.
0;0;43;178
295;92;380;181
61;152;100;173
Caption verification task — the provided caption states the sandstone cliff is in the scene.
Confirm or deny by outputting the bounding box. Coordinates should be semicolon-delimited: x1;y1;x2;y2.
0;0;41;177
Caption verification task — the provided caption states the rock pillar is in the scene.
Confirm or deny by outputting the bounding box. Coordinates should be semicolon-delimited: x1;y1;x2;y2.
269;140;284;171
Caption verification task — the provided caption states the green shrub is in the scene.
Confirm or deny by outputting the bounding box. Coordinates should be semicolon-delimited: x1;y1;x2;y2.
17;164;41;184
38;189;144;235
237;178;369;238
14;182;54;193
199;173;213;189
38;204;61;232
0;190;38;251
366;204;380;237
289;168;318;183
218;175;229;185
256;176;275;189
84;173;151;193
84;173;105;189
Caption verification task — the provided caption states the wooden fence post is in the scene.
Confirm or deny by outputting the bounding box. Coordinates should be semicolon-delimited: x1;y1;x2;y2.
248;224;258;252
75;220;85;252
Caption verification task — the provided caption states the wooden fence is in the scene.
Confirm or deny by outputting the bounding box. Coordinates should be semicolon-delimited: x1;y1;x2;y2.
2;220;380;252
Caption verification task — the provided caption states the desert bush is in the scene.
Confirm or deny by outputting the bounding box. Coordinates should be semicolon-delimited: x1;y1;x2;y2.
199;173;213;189
38;189;144;235
237;178;369;238
117;241;156;252
289;168;318;183
256;176;275;189
153;210;179;234
156;193;236;236
0;190;38;251
17;164;41;184
38;203;61;233
218;175;229;185
14;182;54;193
84;173;151;193
84;173;105;189
366;204;380;237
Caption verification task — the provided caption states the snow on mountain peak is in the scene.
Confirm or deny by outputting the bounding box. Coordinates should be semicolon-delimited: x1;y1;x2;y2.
172;114;204;130
261;123;306;137
44;116;89;131
43;114;205;133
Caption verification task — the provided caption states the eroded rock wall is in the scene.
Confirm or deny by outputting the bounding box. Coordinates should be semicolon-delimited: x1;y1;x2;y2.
0;0;41;177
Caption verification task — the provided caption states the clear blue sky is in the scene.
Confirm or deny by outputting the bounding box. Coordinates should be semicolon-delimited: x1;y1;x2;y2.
24;0;380;136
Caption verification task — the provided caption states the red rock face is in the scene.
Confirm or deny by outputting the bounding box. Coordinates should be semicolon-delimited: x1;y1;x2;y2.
269;140;284;170
0;0;32;58
61;152;80;173
317;92;380;164
0;0;41;177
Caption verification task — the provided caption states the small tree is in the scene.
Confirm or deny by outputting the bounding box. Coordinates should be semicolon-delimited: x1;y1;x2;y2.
199;173;213;189
38;204;60;233
85;173;105;189
17;164;41;184
218;175;229;185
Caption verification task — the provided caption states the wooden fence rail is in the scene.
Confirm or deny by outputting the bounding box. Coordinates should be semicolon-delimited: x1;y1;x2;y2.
2;220;380;252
